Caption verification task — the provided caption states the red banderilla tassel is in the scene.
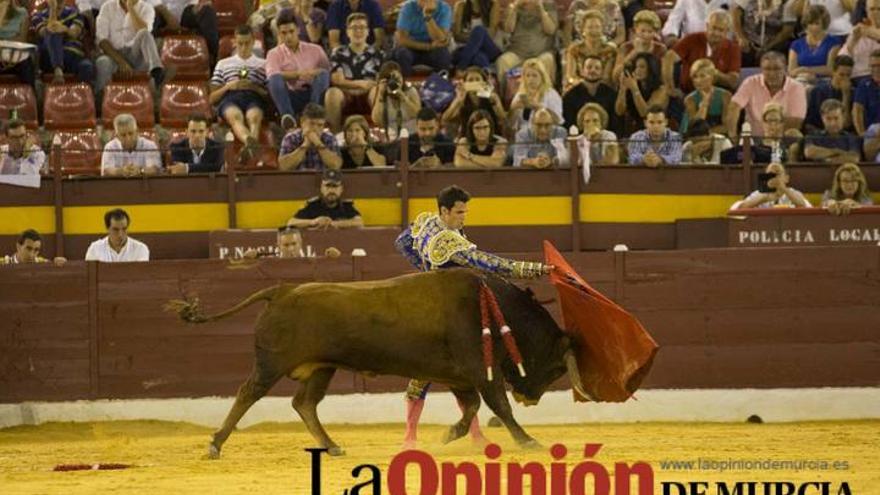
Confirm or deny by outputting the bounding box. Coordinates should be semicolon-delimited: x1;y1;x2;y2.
479;286;494;381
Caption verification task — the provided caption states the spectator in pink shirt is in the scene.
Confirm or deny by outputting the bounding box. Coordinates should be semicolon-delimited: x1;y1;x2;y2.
726;51;807;138
266;8;331;130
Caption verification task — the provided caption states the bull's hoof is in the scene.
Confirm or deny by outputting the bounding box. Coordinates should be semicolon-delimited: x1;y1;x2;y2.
442;426;466;445
519;438;542;450
205;443;221;460
326;446;346;456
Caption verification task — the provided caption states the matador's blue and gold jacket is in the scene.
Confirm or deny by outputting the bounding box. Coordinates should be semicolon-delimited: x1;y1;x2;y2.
394;212;544;279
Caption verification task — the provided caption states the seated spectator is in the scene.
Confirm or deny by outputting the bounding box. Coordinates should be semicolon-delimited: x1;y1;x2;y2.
576;103;619;166
822;162;874;215
287;169;364;229
496;0;558;89
839;0;880;85
627;105;683;167
663;10;741;94
512;107;569;168
0;119;45;175
786;0;854;40
680;58;731;134
85;208;150;261
563;56;619;132
325;13;382;131
737;101;803;164
563;9;617;89
566;0;625;46
442;66;506;137
95;0;170;95
168;114;225;174
865;122;880;161
392;0;453;75
787;4;842;86
252;0;326;45
615;52;668;137
612;10;665;82
340;115;386;168
727;51;807;138
450;0;502;70
454;109;508;167
853;48;880;135
152;0;219;64
409;107;455;167
326;0;385;50
681;119;733;164
854;0;869;24
661;0;732;46
266;8;331;130
32;0;95;84
1;229;66;266
75;0;107;34
730;162;811;209
0;0;34;85
209;25;268;161
278;103;342;170
243;226;342;259
804;99;862;163
731;0;793;67
101;114;162;177
805;54;854;133
369;61;422;140
508;57;562;136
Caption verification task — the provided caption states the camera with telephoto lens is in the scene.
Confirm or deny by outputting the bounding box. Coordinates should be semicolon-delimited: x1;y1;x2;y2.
386;76;402;96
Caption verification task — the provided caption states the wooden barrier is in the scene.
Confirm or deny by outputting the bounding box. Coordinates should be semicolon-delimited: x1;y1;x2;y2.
1;246;878;403
3;165;879;258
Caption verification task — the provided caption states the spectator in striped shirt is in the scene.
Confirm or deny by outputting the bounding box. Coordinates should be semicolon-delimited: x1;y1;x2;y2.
627;105;683;167
32;0;95;83
1;230;66;266
209;25;269;161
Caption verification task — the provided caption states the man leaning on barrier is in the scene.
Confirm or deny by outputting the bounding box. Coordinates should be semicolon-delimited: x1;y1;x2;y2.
1;230;66;266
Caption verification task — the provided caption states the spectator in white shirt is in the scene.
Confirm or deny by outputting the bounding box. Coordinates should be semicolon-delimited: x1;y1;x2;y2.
101;113;163;176
94;0;170;95
85;208;150;262
731;162;811;209
661;0;731;46
0;119;46;175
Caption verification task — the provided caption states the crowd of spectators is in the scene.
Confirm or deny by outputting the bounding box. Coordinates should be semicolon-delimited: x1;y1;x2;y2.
0;0;877;206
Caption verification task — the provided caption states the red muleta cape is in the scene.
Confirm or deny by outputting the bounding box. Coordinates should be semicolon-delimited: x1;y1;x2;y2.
544;241;659;402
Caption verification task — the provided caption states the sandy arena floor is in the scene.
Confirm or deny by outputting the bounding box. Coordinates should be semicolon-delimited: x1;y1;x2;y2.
0;420;876;494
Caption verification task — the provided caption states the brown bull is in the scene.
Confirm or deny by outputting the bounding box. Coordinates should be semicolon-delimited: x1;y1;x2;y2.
169;269;588;458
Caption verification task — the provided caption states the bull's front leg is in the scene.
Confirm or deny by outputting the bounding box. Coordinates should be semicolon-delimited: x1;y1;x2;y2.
476;380;540;449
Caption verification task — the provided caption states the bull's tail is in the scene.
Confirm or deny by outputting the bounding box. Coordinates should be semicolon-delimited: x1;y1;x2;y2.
165;285;281;324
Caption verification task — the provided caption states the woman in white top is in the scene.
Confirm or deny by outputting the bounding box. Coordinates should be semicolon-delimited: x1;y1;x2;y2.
508;57;563;136
577;102;619;165
681;119;734;164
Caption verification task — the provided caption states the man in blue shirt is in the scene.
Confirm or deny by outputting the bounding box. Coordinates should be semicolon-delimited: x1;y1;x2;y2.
854;49;880;136
326;0;385;49
392;0;453;75
627;105;683;167
804;55;854;133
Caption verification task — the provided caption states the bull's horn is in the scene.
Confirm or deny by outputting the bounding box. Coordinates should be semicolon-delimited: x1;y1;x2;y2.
564;350;594;401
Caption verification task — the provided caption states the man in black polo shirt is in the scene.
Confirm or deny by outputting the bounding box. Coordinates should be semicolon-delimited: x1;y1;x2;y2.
408;107;455;168
804;99;862;164
562;56;620;133
287;169;365;229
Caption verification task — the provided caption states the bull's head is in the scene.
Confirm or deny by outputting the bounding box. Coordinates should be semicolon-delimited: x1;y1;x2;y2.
486;278;588;404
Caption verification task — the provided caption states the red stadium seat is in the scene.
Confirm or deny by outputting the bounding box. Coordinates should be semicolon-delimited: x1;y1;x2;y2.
50;129;103;175
214;0;251;36
160;35;211;79
0;84;38;128
102;81;155;127
160;81;212;127
43;83;97;129
230;128;277;170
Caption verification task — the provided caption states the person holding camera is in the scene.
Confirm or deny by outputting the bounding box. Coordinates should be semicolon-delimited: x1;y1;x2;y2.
409;108;456;167
615;52;668;137
731;162;811;210
822;163;874;215
442;66;506;137
392;0;453;75
495;0;558;90
369;61;422;141
508;58;562;137
209;25;268;161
